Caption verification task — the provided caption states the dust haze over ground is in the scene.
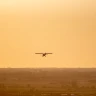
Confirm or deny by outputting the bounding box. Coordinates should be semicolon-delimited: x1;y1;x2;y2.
0;68;96;96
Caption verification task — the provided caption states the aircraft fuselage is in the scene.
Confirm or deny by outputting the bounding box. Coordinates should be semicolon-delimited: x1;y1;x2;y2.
42;53;47;57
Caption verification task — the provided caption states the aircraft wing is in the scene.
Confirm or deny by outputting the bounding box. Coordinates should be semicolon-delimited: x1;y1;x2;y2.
46;53;53;54
35;53;43;54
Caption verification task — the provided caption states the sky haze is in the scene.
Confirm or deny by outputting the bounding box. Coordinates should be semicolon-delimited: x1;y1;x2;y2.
0;0;96;68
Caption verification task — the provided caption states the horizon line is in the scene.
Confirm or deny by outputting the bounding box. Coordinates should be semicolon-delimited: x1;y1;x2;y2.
0;67;96;69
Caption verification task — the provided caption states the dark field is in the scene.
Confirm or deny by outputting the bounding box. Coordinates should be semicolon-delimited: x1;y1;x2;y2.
0;68;96;96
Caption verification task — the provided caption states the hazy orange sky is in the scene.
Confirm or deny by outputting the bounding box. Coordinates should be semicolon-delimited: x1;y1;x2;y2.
0;0;96;68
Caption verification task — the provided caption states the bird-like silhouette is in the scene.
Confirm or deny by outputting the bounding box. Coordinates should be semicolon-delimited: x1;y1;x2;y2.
35;53;53;57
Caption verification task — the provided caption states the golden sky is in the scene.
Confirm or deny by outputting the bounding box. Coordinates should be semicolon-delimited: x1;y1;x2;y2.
0;0;96;68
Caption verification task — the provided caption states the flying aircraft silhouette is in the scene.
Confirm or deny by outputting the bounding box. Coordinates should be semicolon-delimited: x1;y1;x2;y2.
35;53;53;57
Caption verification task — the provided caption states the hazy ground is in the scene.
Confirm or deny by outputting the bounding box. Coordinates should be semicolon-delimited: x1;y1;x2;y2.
0;68;96;96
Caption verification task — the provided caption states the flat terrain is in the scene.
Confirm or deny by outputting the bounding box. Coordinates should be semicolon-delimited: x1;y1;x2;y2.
0;68;96;96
